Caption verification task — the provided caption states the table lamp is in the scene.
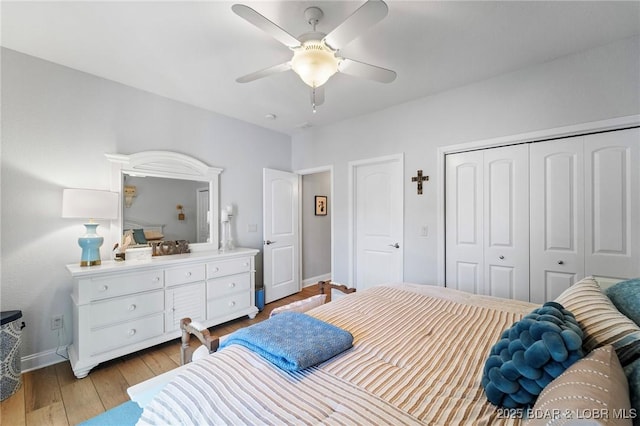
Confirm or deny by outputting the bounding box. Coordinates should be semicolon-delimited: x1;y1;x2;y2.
62;188;119;266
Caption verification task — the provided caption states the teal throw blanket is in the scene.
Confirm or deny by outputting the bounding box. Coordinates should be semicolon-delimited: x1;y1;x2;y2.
219;312;353;371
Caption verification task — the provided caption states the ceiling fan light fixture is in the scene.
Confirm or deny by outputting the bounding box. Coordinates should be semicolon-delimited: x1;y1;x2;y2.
291;41;339;88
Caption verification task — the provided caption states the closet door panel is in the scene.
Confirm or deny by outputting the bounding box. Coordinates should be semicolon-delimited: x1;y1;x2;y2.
445;151;483;293
542;272;576;301
483;145;529;301
584;128;640;281
530;137;584;303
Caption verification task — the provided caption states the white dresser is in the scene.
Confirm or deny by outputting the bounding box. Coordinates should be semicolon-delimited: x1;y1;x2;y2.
66;248;258;378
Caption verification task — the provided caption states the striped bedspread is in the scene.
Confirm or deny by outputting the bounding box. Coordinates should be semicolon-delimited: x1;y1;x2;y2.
139;284;537;425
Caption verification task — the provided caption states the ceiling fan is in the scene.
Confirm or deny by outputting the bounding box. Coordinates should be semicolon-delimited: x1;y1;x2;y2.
232;0;397;112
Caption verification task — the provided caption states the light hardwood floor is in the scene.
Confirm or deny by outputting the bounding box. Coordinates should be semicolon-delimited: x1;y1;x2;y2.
0;286;320;426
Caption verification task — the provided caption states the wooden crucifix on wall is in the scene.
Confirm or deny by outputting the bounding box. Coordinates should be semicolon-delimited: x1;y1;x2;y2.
411;170;429;195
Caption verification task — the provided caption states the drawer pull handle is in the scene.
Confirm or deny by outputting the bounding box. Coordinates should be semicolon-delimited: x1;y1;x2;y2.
100;285;109;292
228;282;236;288
212;267;220;272
128;329;136;336
153;277;161;282
128;304;136;311
243;262;249;267
229;301;236;307
185;271;192;277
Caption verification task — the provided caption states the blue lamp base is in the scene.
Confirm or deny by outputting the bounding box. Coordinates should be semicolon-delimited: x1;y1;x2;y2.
78;223;104;266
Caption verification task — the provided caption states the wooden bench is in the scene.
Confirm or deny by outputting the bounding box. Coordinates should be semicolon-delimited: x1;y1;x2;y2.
180;280;355;364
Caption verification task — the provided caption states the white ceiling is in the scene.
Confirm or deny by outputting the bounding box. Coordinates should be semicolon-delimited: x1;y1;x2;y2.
2;1;639;135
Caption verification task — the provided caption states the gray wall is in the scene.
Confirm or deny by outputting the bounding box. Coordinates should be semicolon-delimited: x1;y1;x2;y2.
301;172;331;283
1;48;291;369
292;36;640;287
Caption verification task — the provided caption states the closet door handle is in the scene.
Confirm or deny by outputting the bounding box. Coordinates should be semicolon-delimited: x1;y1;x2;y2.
388;243;400;249
264;240;277;245
499;256;504;260
557;260;564;265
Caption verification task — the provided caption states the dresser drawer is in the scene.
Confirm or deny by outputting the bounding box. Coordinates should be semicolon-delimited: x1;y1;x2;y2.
207;257;251;279
207;273;251;299
207;292;250;320
90;313;164;355
165;264;205;287
89;271;163;301
90;290;164;328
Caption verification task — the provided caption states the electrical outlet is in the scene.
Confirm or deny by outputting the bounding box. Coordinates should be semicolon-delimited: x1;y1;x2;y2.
51;315;63;330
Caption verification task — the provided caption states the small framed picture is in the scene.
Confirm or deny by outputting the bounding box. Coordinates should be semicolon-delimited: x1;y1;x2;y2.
315;196;328;216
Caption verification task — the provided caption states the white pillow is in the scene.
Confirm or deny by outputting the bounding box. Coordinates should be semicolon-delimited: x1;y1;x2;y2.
269;294;327;318
191;344;210;362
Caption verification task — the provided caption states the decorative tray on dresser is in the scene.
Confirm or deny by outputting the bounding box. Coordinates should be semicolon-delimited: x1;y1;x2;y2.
66;248;258;378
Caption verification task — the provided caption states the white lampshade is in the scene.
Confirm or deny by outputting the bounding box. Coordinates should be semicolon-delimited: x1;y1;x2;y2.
62;189;119;220
291;41;339;88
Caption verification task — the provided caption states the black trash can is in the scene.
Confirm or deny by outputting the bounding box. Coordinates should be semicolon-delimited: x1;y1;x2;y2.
1;310;24;401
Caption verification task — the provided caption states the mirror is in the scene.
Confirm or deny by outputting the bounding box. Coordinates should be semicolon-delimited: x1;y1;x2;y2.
123;175;209;243
106;151;223;253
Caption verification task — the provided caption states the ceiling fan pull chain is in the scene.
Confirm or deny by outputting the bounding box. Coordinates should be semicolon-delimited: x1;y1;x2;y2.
312;88;317;113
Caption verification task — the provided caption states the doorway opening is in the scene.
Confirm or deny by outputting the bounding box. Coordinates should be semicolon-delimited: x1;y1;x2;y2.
299;167;333;288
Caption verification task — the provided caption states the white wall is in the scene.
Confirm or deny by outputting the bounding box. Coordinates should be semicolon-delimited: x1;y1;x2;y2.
292;36;640;286
0;48;292;369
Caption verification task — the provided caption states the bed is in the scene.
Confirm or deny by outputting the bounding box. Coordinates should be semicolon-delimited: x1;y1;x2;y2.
130;277;640;425
123;218;166;243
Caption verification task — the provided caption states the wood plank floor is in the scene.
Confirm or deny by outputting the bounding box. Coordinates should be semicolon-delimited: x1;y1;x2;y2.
0;286;320;426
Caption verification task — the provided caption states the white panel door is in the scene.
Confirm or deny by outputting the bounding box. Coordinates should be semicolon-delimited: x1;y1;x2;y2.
354;156;403;290
445;150;484;294
483;145;530;301
530;137;584;303
584;128;640;281
263;168;300;303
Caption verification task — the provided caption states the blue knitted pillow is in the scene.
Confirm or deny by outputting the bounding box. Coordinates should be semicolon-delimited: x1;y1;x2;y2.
481;301;585;408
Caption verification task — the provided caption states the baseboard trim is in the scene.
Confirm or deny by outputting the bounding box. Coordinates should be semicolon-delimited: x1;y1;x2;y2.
21;346;69;373
302;273;331;287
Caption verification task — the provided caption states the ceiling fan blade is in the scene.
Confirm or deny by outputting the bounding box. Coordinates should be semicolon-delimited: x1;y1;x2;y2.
236;62;292;83
310;86;325;107
324;0;388;50
232;4;301;48
339;58;396;83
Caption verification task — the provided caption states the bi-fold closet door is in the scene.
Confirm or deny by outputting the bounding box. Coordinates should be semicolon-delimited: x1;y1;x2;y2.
446;127;639;303
445;144;530;301
530;128;639;302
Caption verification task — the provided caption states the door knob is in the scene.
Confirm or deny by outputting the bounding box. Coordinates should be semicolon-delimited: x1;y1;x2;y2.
499;256;504;260
558;260;564;265
388;243;400;249
264;240;277;245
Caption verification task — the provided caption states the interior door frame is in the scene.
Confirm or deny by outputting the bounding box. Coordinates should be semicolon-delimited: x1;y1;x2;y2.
436;114;640;286
294;165;335;286
348;153;404;287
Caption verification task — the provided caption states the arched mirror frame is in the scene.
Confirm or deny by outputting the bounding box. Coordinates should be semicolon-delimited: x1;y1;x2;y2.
106;151;223;252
